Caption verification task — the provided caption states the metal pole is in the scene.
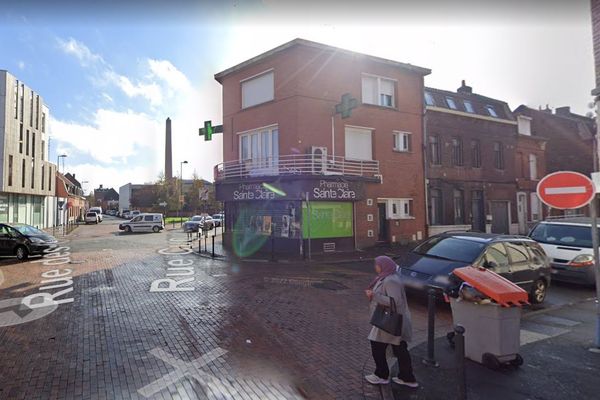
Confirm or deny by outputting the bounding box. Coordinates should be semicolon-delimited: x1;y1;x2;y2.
454;325;467;400
423;288;439;367
590;198;600;348
211;235;215;258
306;192;311;261
271;223;276;262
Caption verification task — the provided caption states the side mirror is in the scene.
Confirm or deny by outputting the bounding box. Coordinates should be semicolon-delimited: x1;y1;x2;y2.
483;260;498;269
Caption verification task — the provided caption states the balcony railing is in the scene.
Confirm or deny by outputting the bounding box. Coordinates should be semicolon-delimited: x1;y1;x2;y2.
214;154;380;182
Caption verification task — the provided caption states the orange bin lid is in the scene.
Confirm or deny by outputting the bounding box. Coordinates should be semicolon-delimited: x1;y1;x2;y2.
452;266;529;307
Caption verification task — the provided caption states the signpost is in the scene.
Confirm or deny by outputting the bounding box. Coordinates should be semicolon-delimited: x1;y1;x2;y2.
537;171;600;349
536;171;596;210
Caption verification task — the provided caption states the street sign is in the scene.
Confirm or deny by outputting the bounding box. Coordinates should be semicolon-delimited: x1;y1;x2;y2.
159;201;167;207
536;171;596;210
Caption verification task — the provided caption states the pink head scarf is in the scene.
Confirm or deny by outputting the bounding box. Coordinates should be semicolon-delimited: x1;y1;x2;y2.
367;256;398;290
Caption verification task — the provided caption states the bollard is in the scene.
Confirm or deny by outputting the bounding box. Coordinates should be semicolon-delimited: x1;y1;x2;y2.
198;232;201;253
204;234;207;252
172;218;175;229
211;235;215;258
455;325;467;400
423;288;439;367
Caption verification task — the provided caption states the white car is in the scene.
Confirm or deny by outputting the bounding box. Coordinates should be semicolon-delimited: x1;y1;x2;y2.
85;211;99;224
529;218;596;285
89;207;103;222
119;213;164;233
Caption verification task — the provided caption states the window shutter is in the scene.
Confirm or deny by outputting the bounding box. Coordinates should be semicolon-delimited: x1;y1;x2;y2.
406;134;412;152
362;76;377;105
345;127;372;160
241;71;274;108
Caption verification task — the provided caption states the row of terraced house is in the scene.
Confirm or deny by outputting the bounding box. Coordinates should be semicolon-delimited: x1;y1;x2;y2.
213;39;596;257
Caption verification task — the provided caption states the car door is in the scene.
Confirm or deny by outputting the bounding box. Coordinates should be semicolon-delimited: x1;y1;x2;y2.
524;241;551;282
130;216;143;232
478;242;512;281
0;225;12;255
504;241;534;290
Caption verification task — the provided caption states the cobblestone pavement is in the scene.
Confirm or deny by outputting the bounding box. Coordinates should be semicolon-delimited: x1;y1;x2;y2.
0;217;593;400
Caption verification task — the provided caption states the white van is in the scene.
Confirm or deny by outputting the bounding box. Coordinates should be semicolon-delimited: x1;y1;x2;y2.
529;218;596;285
119;213;164;233
89;207;103;222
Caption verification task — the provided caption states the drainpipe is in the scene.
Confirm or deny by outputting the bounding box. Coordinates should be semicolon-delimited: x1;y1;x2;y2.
331;115;335;159
423;98;430;238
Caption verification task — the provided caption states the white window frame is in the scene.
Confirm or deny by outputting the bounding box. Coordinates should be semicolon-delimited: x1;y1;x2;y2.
345;126;373;161
463;100;475;113
485;105;498;117
517;115;532;136
424;92;435;106
238;125;279;170
387;198;414;220
529;153;538;180
241;69;274;109
393;131;412;152
361;73;396;108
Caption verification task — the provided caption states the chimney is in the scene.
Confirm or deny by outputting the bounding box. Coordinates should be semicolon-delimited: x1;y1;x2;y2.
99;184;103;189
165;117;173;180
555;106;571;116
457;79;472;94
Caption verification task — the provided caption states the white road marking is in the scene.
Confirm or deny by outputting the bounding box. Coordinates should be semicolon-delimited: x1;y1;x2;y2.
138;346;235;398
544;186;587;195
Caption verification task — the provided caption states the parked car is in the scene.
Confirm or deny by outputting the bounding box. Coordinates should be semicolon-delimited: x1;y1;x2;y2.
107;209;117;216
529;218;597;286
183;215;214;233
399;232;552;304
121;210;131;219
85;211;99;224
212;214;224;227
0;223;58;261
89;207;103;222
130;210;141;218
119;213;164;233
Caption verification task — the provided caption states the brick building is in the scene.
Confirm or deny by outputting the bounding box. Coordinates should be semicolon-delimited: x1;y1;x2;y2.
93;185;119;212
424;81;519;235
214;38;430;257
514;105;595;216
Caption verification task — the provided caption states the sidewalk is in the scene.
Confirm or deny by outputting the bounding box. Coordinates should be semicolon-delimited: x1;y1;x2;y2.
391;299;600;400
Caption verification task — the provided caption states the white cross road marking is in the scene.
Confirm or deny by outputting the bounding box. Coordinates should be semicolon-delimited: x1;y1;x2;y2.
544;186;587;195
138;346;237;398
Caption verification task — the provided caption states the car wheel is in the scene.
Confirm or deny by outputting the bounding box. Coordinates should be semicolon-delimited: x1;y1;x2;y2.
152;226;160;233
482;353;501;370
15;246;28;261
125;226;132;233
529;279;547;304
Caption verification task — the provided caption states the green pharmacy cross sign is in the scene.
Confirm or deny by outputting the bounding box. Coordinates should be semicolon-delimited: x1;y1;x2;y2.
199;121;223;141
335;93;358;119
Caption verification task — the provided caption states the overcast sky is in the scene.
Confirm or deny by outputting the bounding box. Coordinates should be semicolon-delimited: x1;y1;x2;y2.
0;0;594;193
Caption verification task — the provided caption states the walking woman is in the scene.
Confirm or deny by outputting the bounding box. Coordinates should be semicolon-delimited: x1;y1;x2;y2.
364;256;418;388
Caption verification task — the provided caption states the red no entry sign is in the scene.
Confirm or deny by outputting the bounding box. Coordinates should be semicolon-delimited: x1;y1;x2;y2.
536;171;596;210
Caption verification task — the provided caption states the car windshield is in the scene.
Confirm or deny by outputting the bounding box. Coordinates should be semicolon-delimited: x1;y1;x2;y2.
530;223;598;248
87;213;97;217
191;216;202;221
412;236;486;263
13;225;44;235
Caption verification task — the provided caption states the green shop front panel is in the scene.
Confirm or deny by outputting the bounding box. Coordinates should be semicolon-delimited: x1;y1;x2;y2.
302;201;353;239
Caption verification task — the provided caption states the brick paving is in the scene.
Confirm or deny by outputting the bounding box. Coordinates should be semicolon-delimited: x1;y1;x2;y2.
0;218;452;400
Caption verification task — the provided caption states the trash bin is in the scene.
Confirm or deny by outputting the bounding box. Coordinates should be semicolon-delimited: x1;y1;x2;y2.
447;266;529;370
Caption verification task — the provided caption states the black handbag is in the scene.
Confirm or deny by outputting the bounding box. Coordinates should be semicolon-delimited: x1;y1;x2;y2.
370;295;403;336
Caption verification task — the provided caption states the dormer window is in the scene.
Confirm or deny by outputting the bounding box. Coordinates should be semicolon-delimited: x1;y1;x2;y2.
446;97;457;110
424;92;435;106
485;105;498;117
463;100;474;113
517;115;532;136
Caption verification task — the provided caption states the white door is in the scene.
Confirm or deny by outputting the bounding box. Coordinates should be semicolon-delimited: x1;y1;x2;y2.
517;192;528;234
130;216;143;232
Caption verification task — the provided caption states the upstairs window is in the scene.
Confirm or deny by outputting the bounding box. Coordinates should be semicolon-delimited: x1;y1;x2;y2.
13;80;18;119
429;135;441;165
362;74;395;107
241;70;274;109
345;127;373;160
424;92;435;106
446;97;457;109
529;154;538;180
464;100;474;113
486;105;498;117
393;131;412;152
453;189;464;224
471;140;481;168
517;115;531;136
389;199;414;219
452;137;463;166
494;141;504;169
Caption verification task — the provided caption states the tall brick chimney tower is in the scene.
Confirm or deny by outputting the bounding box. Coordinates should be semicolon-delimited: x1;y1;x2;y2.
165;117;173;180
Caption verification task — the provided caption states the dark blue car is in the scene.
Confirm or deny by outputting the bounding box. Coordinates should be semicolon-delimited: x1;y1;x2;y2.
399;232;552;304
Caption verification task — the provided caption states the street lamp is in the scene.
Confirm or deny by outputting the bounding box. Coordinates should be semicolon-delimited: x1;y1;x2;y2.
180;161;188;218
56;154;67;228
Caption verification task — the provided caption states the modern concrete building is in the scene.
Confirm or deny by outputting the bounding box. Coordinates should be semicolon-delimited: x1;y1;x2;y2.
214;38;430;257
0;70;57;228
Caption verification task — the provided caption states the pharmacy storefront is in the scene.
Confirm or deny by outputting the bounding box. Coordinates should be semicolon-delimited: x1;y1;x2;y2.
216;178;365;257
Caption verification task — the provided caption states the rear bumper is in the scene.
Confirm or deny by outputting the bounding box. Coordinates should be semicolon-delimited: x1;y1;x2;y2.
550;263;596;285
